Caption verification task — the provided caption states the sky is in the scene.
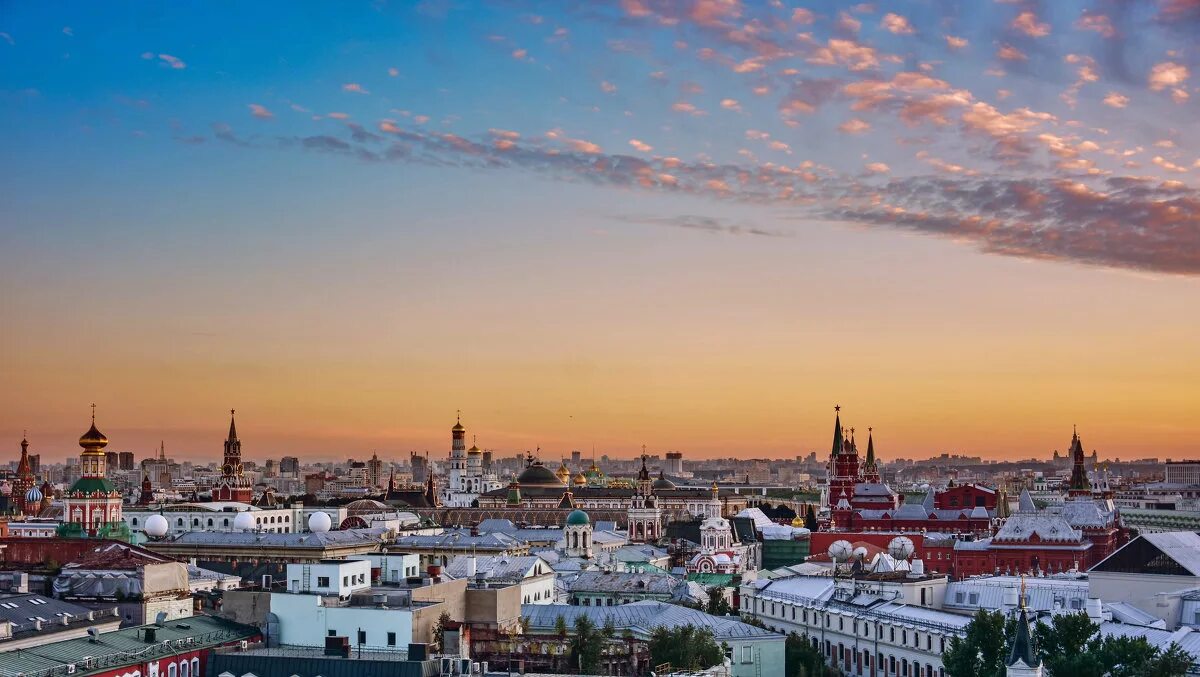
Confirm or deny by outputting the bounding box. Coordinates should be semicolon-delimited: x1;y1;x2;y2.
1;0;1198;465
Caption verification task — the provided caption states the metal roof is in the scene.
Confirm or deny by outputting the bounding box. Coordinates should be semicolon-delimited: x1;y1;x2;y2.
0;593;116;638
520;601;782;641
0;614;258;677
565;571;684;595
165;527;387;549
443;554;551;583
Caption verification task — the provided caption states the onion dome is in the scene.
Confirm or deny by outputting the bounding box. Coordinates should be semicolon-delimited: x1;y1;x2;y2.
517;461;566;487
572;471;587;487
651;470;676;490
24;486;43;503
565;508;590;526
452;413;465;432
79;422;108;450
468;441;481;455
555;460;571;483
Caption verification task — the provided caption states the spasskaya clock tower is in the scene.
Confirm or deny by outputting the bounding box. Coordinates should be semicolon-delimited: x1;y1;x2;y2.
215;409;253;502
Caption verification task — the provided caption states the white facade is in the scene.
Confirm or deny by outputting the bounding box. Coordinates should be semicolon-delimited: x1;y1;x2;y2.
286;560;371;597
269;590;415;650
741;575;966;677
125;504;347;542
349;553;422;584
1166;462;1200;486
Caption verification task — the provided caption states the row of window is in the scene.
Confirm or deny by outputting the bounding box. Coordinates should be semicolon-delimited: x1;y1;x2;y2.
329;628;399;646
745;594;949;653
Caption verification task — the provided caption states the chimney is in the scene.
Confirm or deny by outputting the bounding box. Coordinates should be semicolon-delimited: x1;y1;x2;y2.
466;557;477;580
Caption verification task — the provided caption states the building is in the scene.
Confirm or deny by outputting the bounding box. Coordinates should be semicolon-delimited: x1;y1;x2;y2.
1088;531;1200;623
483;601;785;677
0;593;122;651
60;410;130;541
445;554;557;604
208;646;439;677
123;502;307;542
54;542;193;627
214;411;253;503
0;613;259;677
563;570;686;606
441;415;503;507
1166;461;1200;486
279;457;300;478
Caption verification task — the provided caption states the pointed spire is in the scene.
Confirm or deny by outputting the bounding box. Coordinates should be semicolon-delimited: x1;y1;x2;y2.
865;427;876;466
831;405;844;456
1068;426;1090;495
227;409;238;441
1007;602;1040;669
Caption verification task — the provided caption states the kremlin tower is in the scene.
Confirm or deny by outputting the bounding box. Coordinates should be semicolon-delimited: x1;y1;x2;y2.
61;406;130;540
214;409;253;502
13;434;37;515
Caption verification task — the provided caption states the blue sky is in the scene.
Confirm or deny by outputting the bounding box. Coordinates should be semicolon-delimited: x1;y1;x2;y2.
2;1;1199;461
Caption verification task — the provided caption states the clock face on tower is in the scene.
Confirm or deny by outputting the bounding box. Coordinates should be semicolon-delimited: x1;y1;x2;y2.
222;463;234;476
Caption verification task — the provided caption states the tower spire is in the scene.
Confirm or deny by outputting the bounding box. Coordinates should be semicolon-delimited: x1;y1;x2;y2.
228;409;238;441
831;405;844;456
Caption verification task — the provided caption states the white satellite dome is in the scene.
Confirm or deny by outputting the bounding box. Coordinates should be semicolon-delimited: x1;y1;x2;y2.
888;536;915;560
308;511;332;533
145;514;169;538
233;511;256;532
827;539;854;562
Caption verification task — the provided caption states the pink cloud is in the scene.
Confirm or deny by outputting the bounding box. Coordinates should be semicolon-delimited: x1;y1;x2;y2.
997;44;1027;62
881;13;915;35
791;8;814;24
1149;62;1189;91
1011;11;1050;37
807;38;880;71
343;83;369;94
1102;92;1129;108
248;104;274;119
629;139;653;153
388;67;400;77
839;118;871;134
945;35;968;49
1076;13;1116;38
671;101;706;116
865;162;890;174
720;98;742;111
837;12;862;34
601;81;617;94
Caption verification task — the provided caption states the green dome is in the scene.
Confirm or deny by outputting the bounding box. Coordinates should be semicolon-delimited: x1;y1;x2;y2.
565;509;590;526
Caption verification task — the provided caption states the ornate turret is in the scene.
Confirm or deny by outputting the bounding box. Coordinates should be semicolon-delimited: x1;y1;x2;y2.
138;473;154;506
1006;580;1043;676
14;433;36;515
216;409;252;502
636;448;652;497
1067;426;1091;498
862;427;881;483
62;406;129;541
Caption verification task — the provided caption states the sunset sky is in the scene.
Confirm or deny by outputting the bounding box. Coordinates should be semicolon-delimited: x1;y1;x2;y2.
2;1;1198;464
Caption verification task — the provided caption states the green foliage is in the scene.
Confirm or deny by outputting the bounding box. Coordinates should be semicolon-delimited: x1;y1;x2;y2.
601;617;617;640
803;505;818;531
648;625;725;672
555;614;568;638
1036;612;1102;677
430;611;452;654
706;587;733;616
785;632;839;677
942;610;1010;677
569;615;605;674
945;610;1193;677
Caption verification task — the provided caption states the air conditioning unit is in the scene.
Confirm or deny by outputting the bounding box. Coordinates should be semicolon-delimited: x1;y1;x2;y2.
440;658;453;675
240;640;249;650
82;657;94;669
66;665;76;674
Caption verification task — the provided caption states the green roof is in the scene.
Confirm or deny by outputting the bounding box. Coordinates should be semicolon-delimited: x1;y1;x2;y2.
68;477;118;494
566;508;590;526
686;572;736;587
0;615;258;677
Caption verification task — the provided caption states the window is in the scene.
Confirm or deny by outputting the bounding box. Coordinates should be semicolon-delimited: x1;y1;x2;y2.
168;665;177;677
181;661;190;677
318;577;330;587
968;593;979;605
387;632;396;646
741;647;752;663
954;592;964;603
343;576;349;586
328;629;337;636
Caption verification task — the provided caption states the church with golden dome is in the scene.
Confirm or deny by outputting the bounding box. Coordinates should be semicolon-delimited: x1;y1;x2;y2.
58;406;131;541
441;413;504;507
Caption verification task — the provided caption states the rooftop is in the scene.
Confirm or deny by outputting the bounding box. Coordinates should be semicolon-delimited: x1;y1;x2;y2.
521;601;782;641
0;593;118;639
0;615;259;677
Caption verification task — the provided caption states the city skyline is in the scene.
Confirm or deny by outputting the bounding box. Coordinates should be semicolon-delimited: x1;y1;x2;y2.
2;1;1198;461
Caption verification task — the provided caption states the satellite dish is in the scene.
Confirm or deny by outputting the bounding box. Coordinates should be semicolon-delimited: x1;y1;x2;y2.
853;546;869;560
827;539;853;563
233;511;255;532
145;514;169;538
309;511;332;533
155;611;168;626
888;536;915;560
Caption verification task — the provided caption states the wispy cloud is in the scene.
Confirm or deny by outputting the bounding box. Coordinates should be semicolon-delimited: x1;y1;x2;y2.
613;214;792;238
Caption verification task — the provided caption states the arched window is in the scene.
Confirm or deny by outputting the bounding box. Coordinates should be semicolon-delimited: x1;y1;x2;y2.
190;659;199;677
208;518;214;527
132;518;139;526
223;518;230;527
181;660;190;677
168;663;177;677
192;518;199;526
177;518;184;527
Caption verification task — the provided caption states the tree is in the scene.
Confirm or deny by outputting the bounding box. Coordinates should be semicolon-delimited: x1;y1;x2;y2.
942;610;1010;677
803;505;818;531
648;625;725;672
429;611;452;654
601;617;617;640
555;614;568;639
1036;612;1102;677
569;615;605;674
785;632;839;677
706;588;733;616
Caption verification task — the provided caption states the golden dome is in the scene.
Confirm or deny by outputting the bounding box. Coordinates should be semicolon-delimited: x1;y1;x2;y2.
78;422;108;450
791;516;804;527
573;471;587;486
468;445;481;454
555;461;571;482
